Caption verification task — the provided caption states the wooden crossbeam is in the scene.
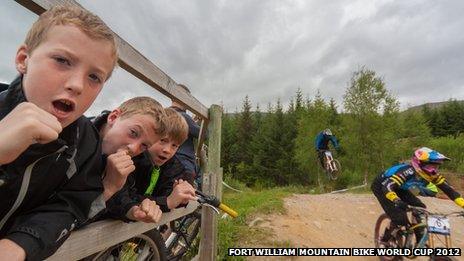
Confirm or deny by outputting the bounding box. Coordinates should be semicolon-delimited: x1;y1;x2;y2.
47;201;199;260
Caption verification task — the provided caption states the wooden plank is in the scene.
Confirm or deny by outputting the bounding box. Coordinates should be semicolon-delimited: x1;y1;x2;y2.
47;201;199;261
115;38;208;118
199;105;222;261
14;0;209;118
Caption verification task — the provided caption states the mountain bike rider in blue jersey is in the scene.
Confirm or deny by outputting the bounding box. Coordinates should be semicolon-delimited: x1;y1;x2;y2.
371;147;464;243
315;129;340;169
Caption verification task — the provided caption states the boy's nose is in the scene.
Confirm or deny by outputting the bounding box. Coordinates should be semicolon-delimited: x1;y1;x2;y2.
127;143;143;157
65;73;85;95
162;146;171;154
165;147;175;157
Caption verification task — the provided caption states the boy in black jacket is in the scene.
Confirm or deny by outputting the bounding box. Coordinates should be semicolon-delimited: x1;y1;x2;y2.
0;5;118;260
92;97;167;223
107;108;196;221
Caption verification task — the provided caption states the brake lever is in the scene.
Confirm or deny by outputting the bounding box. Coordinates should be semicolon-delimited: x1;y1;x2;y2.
202;203;220;215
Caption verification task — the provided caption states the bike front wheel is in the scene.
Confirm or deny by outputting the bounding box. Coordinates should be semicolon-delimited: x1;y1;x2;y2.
90;233;166;261
166;211;201;260
374;213;404;261
327;159;341;180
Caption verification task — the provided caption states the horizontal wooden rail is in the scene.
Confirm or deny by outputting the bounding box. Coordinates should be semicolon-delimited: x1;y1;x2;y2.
47;201;199;261
14;0;209;119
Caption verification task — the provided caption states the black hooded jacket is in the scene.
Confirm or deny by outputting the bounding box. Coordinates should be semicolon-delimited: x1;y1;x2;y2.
171;106;200;174
0;76;104;260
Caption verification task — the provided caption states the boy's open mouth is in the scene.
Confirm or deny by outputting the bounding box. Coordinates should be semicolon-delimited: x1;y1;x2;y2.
52;99;75;115
158;155;167;161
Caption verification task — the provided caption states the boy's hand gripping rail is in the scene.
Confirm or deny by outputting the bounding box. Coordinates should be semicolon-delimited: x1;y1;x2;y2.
195;190;238;218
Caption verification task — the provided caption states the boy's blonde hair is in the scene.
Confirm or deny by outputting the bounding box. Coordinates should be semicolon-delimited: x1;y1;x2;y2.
118;97;167;137
164;107;188;145
25;5;118;77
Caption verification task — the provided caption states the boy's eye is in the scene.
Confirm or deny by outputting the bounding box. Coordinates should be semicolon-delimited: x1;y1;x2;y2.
54;56;70;66
130;129;139;138
89;73;102;84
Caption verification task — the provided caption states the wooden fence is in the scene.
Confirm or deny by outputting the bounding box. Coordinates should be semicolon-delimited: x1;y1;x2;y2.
13;0;223;260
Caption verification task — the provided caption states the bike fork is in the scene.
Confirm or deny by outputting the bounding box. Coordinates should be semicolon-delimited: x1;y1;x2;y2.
137;244;152;260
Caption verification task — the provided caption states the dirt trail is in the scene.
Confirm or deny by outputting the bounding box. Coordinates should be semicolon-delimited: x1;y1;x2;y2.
248;193;464;261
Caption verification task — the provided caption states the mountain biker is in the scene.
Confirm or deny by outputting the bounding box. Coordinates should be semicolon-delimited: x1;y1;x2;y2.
315;129;340;169
371;147;464;243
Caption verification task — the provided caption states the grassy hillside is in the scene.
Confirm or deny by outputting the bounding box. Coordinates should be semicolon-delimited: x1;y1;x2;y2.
404;100;464;113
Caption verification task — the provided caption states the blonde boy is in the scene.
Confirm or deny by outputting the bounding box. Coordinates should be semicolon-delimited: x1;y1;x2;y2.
92;97;167;222
107;108;196;221
145;108;197;211
0;5;117;260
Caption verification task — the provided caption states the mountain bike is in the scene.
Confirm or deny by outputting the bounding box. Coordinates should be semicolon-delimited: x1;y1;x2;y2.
89;191;237;261
322;150;341;180
374;206;464;261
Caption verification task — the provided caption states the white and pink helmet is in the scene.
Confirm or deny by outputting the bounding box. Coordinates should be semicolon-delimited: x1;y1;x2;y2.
411;147;450;176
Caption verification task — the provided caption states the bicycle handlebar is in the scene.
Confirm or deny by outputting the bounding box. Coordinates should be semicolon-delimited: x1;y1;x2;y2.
195;190;238;218
218;203;239;218
407;206;464;218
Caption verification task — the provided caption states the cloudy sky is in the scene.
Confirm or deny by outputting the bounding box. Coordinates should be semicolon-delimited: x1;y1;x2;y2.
1;0;463;115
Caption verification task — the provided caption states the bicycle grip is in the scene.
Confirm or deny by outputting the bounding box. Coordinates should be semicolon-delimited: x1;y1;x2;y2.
219;203;238;218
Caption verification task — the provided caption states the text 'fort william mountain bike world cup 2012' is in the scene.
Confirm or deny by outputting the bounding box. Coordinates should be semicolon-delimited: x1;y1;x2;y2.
227;247;462;257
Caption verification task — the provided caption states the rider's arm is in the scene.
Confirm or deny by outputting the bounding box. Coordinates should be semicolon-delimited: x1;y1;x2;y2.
419;182;438;197
381;168;410;202
315;133;322;149
434;175;464;208
330;136;340;149
382;176;402;202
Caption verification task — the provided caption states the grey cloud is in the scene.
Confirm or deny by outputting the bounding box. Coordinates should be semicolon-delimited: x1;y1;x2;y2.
2;0;464;113
0;2;36;83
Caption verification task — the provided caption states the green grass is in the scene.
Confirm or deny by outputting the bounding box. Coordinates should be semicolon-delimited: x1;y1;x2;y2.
217;185;309;260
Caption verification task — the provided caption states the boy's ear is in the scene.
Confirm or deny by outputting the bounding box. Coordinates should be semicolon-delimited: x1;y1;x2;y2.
107;109;122;126
15;44;29;74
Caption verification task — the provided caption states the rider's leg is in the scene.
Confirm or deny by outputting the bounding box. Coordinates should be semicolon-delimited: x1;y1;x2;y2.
371;177;408;242
317;150;325;168
383;204;409;242
399;190;426;242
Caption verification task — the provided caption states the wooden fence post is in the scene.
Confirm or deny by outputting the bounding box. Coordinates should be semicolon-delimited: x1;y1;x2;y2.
199;105;222;261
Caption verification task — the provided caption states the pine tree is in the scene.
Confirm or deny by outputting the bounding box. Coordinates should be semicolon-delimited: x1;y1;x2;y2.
236;96;254;164
221;112;238;175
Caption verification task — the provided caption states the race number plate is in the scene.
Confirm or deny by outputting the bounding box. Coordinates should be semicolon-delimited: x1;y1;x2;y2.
427;215;450;235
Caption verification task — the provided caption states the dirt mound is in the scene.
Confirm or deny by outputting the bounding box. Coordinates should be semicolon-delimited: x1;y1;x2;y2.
249;193;464;261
